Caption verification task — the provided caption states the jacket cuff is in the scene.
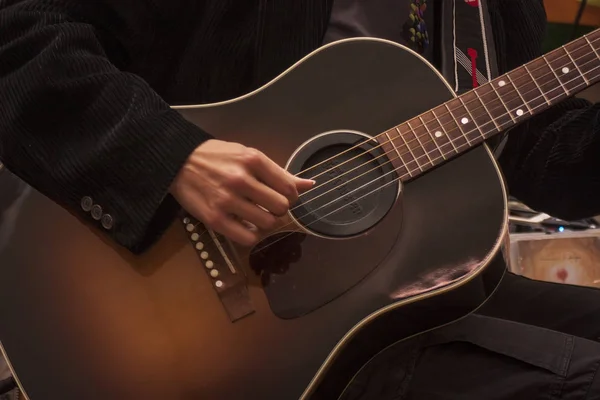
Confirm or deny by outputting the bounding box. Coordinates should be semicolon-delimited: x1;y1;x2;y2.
75;109;212;254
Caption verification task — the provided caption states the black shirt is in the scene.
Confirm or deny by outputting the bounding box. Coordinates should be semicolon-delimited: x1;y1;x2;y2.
324;0;436;63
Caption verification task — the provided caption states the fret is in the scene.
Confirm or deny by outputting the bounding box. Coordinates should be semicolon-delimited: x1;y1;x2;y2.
431;105;469;152
523;65;551;106
547;47;587;93
381;29;600;181
386;129;420;174
444;99;481;144
415;117;445;161
506;74;532;113
418;116;444;159
420;110;459;158
493;74;531;122
562;44;589;85
542;55;569;95
388;125;427;172
587;30;600;58
585;35;600;60
473;83;513;132
510;66;548;114
397;123;433;168
489;81;516;123
572;36;600;83
443;103;471;145
406;121;434;163
458;97;485;139
587;32;600;83
526;58;568;105
459;90;499;137
379;132;412;178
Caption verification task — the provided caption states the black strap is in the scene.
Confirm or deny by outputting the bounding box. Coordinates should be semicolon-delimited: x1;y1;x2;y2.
422;314;574;377
439;0;509;153
440;0;499;94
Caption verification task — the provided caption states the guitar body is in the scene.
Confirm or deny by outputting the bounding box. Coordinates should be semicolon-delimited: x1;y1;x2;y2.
0;38;508;400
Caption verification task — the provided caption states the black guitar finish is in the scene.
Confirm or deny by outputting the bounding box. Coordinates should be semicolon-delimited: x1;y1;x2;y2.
0;38;508;400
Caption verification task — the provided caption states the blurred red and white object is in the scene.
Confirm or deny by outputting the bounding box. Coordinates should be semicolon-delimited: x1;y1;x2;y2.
510;230;600;288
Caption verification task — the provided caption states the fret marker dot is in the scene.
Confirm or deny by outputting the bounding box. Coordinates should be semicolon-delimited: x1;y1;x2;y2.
461;117;469;125
516;109;524;116
562;67;570;74
498;80;506;87
435;131;443;138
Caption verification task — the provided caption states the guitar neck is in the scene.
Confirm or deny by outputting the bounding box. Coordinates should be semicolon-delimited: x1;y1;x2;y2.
385;28;600;182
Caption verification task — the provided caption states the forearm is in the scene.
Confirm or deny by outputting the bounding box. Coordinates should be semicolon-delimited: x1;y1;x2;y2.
0;1;212;253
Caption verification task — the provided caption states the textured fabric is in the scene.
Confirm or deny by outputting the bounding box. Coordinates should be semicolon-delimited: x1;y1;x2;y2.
0;357;16;398
324;0;436;63
0;355;10;384
489;0;600;222
341;272;600;400
0;0;335;253
0;387;19;400
0;0;598;256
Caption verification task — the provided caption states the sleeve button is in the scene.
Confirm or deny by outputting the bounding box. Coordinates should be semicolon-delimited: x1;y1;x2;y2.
81;197;93;212
101;214;114;230
91;204;103;220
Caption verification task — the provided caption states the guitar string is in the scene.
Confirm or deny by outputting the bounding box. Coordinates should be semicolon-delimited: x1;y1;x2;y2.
292;34;600;200
251;59;600;255
297;57;600;223
291;62;592;212
185;37;598;240
253;63;600;254
296;34;600;197
285;39;600;213
293;33;600;191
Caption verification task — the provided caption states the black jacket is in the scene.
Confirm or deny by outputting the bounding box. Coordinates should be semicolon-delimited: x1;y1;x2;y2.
0;0;598;253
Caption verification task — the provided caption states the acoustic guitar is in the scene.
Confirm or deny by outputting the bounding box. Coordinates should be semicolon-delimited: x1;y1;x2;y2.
1;28;599;399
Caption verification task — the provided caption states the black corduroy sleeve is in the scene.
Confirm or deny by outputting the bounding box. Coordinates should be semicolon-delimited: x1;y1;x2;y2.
491;0;600;220
0;0;213;253
498;98;600;220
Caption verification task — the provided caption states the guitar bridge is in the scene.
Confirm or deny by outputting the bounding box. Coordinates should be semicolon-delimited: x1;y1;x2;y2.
180;213;255;322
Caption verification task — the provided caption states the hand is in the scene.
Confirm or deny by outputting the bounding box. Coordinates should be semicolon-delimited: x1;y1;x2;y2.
170;139;314;246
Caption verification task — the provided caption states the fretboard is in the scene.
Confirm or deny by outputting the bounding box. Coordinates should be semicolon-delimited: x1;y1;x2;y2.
380;28;600;181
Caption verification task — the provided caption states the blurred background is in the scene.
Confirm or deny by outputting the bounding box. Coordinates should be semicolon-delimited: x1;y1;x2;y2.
544;0;600;102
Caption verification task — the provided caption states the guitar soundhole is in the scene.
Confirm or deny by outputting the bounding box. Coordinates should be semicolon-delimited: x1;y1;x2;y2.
287;130;400;237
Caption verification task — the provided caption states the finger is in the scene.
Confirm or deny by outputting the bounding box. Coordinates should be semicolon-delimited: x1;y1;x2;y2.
240;177;291;216
181;193;259;247
212;215;259;247
293;175;316;195
227;197;278;231
250;153;303;203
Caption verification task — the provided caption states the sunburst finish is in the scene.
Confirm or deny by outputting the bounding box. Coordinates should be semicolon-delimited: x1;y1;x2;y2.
0;38;508;400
